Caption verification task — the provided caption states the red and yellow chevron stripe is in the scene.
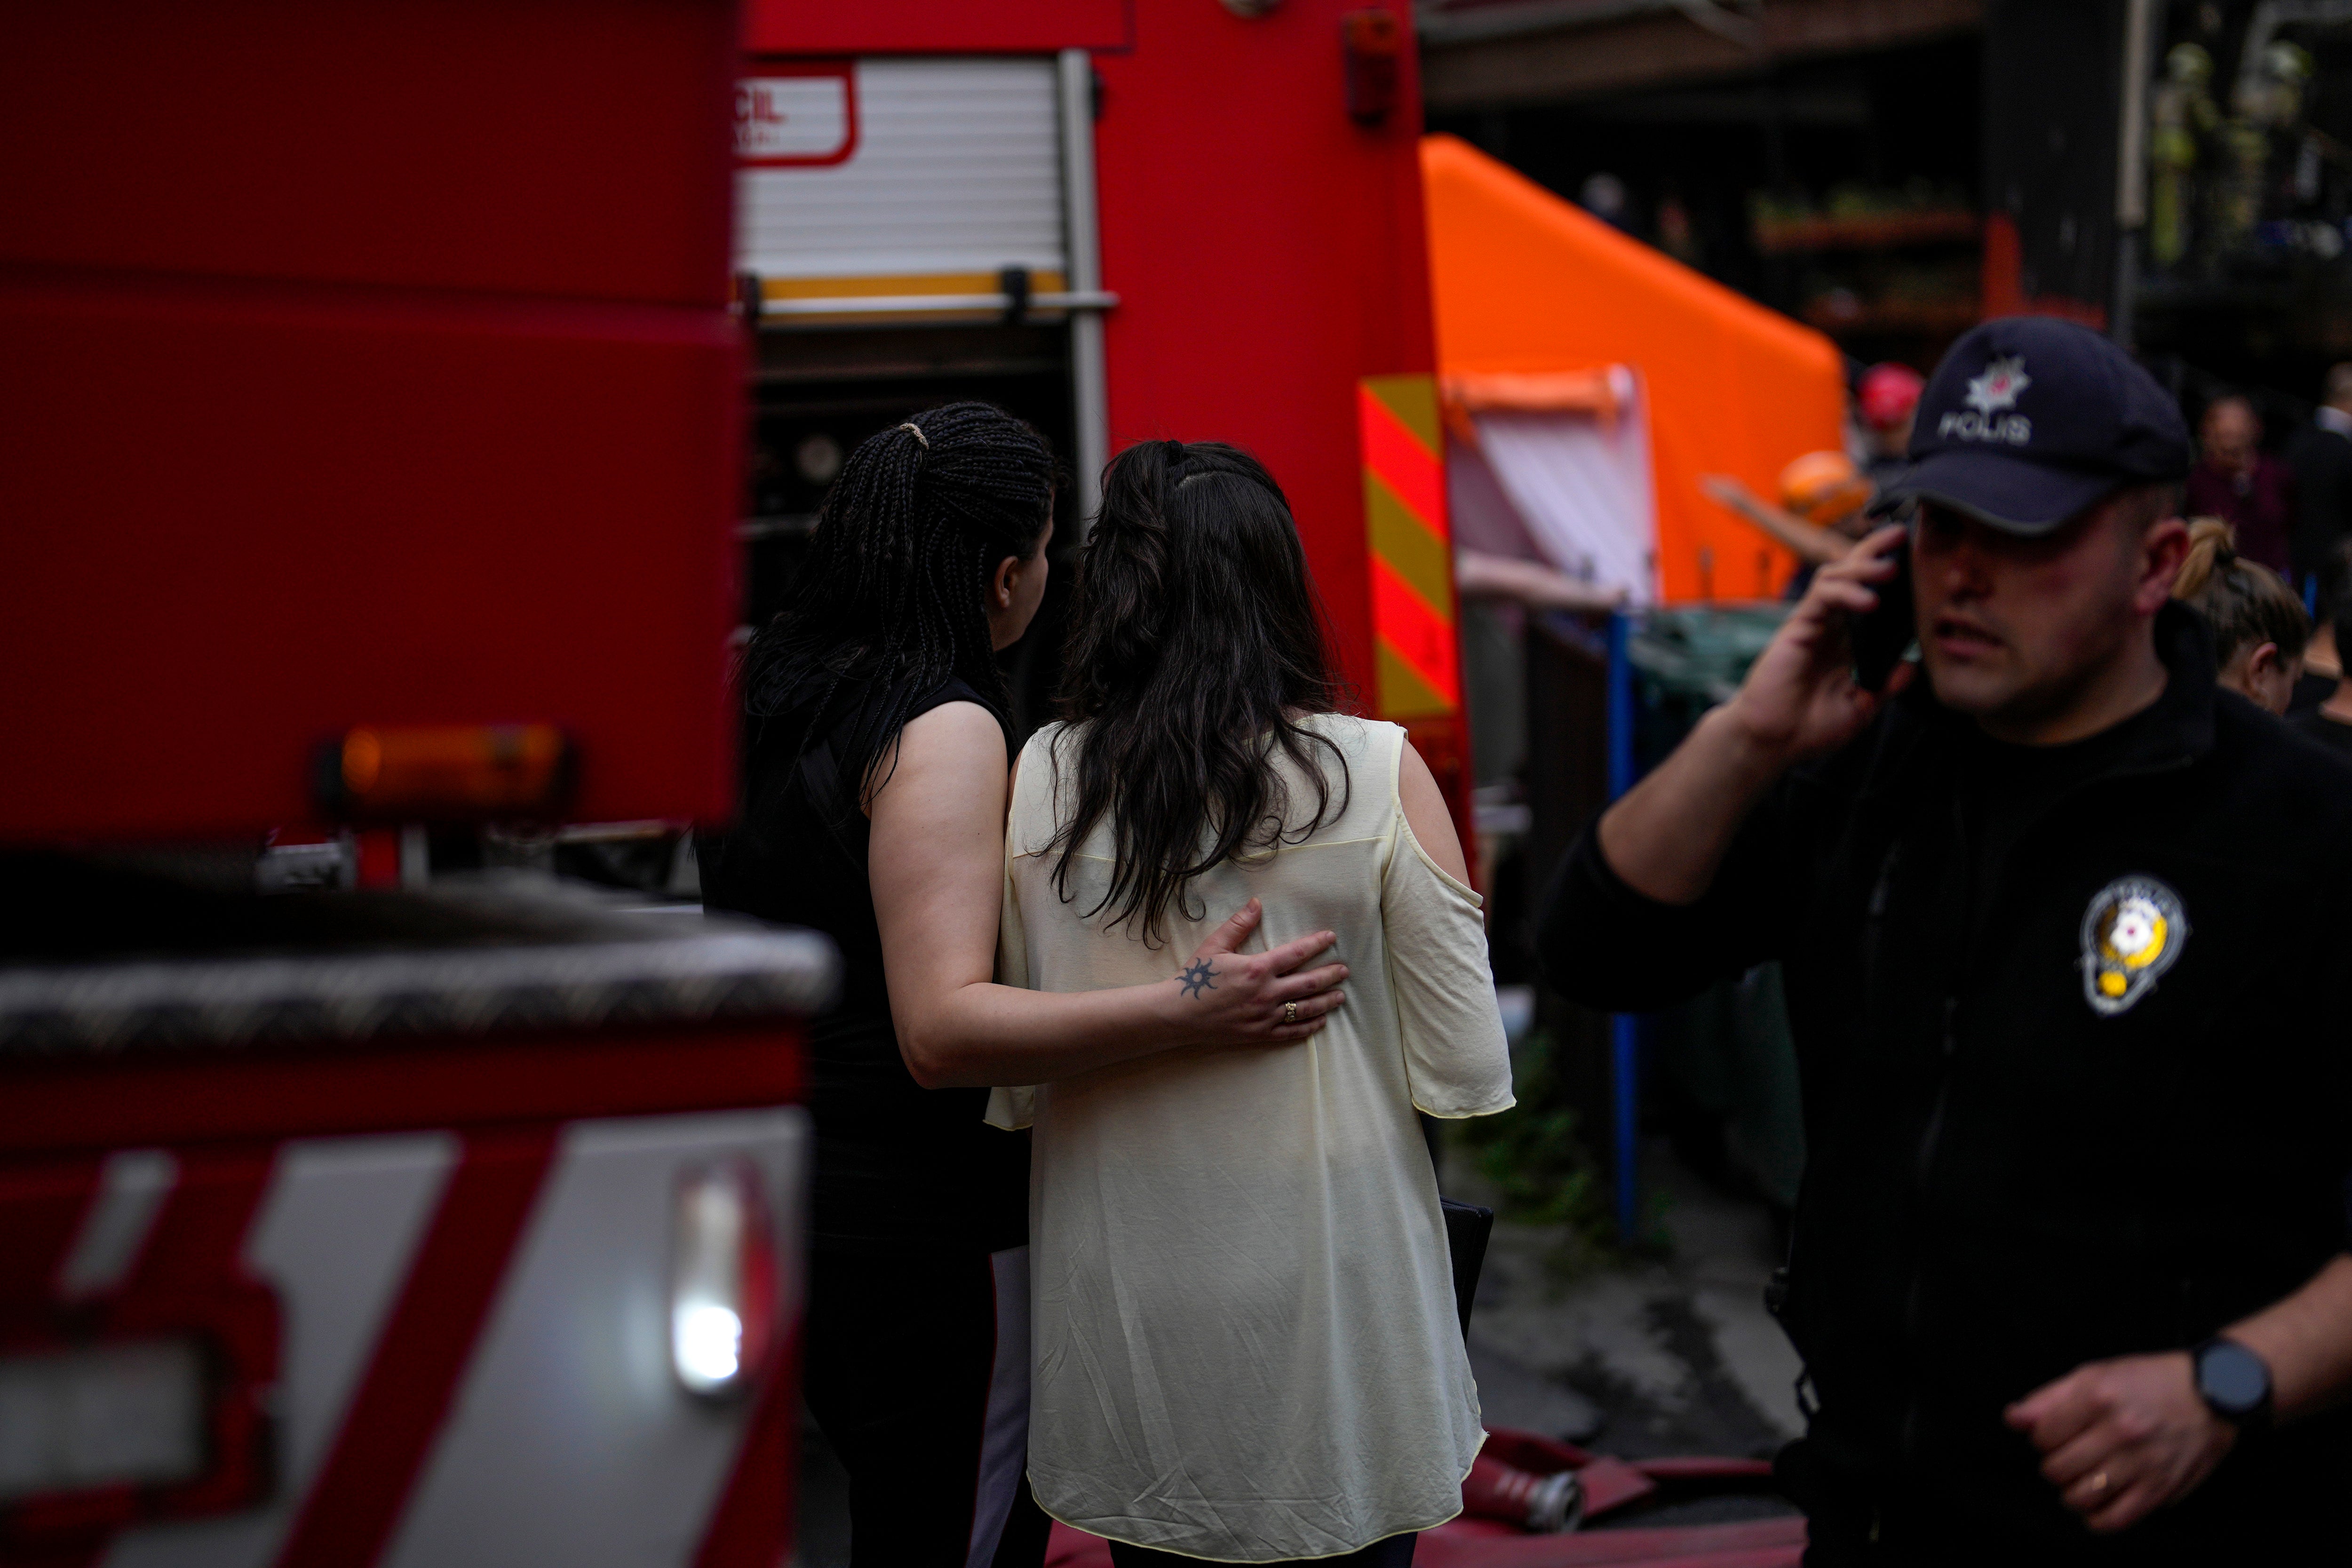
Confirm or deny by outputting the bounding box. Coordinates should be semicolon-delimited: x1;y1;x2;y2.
1359;375;1460;718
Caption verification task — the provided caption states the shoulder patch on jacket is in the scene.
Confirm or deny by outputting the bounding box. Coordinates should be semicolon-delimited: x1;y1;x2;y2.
2079;876;2188;1016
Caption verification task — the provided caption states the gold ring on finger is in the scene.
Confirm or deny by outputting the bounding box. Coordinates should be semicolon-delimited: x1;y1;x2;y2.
1285;1001;1299;1024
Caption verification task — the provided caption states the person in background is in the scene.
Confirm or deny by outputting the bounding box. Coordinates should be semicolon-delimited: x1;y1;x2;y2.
2290;537;2352;714
1701;451;1874;597
2284;362;2352;591
2289;625;2340;715
698;406;1347;1568
1856;362;1925;487
2170;517;2310;713
2185;393;2293;572
2290;538;2352;761
994;439;1514;1567
1579;171;1630;231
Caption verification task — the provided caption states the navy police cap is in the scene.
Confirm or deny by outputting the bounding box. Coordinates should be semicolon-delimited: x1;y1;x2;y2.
1875;316;2192;535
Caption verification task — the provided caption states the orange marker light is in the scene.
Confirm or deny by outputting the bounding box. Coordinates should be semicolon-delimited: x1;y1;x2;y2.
341;728;383;796
316;724;575;821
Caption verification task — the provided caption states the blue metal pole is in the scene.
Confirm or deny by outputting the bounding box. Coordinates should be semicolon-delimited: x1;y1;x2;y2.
1605;613;1639;1241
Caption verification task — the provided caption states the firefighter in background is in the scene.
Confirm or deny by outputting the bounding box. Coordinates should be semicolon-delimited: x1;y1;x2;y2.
1701;451;1876;595
2150;43;2218;271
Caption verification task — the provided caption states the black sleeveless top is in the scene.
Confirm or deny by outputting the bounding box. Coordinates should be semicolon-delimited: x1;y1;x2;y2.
698;669;1029;1254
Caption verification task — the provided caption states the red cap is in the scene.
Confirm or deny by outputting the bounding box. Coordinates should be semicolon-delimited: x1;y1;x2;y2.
1858;363;1925;430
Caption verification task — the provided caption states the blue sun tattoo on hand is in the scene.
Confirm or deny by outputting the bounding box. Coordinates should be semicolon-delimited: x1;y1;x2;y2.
1178;960;1218;998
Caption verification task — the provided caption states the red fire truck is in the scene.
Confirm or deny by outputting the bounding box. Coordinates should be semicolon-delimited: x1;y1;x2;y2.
2;2;821;1562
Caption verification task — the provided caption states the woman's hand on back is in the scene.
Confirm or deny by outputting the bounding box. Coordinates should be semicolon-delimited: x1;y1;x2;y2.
872;703;1341;1087
1161;898;1347;1046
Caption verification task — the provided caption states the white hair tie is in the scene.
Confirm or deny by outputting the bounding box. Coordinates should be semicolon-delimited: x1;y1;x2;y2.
897;422;929;449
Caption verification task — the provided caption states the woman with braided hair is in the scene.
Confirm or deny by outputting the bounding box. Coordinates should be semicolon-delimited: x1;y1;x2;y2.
700;406;1346;1568
987;439;1515;1565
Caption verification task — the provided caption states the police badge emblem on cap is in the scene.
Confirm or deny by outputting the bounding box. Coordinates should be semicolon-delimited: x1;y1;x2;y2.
2080;876;2188;1016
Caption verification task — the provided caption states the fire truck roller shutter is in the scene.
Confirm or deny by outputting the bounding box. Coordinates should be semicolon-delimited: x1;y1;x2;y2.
739;58;1072;319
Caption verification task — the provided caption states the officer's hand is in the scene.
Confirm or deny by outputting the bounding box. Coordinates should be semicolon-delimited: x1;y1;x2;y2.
2004;1352;2237;1533
1720;524;1913;768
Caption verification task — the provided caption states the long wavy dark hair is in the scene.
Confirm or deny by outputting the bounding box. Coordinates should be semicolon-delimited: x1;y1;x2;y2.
740;402;1055;821
1048;439;1348;944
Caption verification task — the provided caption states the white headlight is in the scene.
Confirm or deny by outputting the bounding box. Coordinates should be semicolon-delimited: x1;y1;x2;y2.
672;1303;743;1387
668;1161;776;1398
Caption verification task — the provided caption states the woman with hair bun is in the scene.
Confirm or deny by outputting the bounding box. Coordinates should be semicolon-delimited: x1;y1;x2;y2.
700;406;1346;1568
2170;516;2311;713
992;439;1516;1566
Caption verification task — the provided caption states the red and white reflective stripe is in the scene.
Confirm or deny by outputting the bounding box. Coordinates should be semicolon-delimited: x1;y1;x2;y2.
56;1149;178;1300
271;1127;558;1568
374;1111;804;1568
692;1316;803;1568
102;1133;459;1568
75;1108;807;1568
0;1155;107;1300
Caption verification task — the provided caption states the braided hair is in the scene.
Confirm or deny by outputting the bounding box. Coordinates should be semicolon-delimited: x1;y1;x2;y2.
1047;439;1349;945
741;402;1055;820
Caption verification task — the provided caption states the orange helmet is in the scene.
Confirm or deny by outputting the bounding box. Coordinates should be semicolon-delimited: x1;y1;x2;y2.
1780;450;1873;526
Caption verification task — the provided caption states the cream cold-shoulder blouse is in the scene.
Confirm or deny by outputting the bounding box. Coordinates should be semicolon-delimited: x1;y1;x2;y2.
986;713;1515;1561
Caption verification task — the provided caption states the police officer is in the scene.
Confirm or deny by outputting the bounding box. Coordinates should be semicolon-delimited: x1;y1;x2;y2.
1539;317;2352;1562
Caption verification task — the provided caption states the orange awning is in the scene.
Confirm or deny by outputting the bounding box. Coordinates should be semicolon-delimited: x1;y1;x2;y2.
1422;135;1848;603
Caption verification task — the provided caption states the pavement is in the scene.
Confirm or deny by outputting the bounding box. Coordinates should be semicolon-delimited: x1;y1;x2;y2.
1463;1139;1804;1463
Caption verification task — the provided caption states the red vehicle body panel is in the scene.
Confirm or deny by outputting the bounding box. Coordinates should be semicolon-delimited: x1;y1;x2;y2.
0;1025;807;1154
1085;0;1441;708
0;0;744;843
746;0;1134;56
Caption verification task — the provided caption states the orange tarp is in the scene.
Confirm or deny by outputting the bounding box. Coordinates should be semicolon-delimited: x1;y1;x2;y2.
1421;134;1848;603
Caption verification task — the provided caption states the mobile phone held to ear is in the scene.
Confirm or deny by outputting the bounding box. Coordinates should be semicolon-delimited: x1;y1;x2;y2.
1850;538;1915;693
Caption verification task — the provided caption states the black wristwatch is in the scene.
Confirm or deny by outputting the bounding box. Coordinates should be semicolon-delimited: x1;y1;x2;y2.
2191;1337;2273;1433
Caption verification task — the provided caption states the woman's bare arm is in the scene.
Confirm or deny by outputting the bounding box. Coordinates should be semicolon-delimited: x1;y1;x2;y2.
869;702;1348;1089
1397;741;1471;884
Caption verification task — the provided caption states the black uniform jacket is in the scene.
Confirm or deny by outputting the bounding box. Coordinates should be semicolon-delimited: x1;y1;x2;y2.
1540;606;2352;1546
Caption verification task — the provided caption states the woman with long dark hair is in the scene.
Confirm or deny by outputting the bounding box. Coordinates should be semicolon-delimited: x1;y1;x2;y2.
990;440;1515;1565
700;406;1346;1568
